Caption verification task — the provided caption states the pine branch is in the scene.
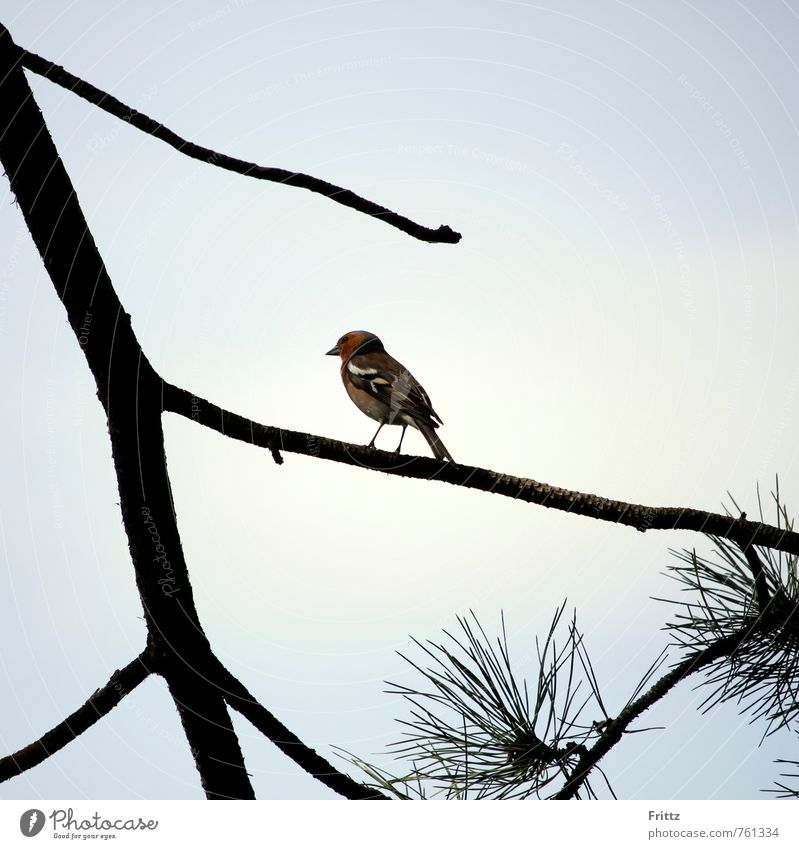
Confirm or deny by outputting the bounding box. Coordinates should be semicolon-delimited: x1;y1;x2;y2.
0;655;150;782
163;384;799;557
663;522;799;736
765;757;799;798
553;626;755;799
346;608;603;800
20;50;460;245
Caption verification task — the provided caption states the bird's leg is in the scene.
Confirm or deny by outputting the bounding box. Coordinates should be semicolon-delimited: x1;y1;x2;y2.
367;423;384;449
395;425;408;454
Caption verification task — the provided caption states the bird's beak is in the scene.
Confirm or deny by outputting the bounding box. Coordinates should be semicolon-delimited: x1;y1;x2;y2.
325;344;340;356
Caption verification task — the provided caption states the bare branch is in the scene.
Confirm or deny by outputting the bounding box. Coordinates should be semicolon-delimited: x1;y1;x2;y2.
20;50;461;245
163;384;799;557
0;24;252;799
207;657;387;800
0;654;150;783
163;663;255;800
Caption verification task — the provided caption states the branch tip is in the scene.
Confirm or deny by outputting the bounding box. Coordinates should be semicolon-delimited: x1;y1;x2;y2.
0;654;150;783
19;47;461;244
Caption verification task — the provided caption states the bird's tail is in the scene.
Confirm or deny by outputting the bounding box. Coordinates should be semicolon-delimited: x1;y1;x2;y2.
417;422;454;462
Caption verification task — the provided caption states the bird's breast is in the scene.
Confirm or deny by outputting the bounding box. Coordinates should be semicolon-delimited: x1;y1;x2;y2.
344;378;391;423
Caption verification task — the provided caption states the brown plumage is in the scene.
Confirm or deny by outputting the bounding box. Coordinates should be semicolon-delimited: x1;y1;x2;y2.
326;330;454;462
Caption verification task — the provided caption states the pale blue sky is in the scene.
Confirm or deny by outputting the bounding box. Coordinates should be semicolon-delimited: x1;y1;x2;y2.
1;0;799;799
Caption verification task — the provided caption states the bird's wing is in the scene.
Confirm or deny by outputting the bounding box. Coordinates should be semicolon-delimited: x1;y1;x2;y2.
347;351;443;426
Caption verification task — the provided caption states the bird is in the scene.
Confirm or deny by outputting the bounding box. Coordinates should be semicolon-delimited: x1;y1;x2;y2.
326;330;454;462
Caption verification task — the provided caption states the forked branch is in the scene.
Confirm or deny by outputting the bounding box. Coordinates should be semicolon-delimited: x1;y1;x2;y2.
0;22;386;799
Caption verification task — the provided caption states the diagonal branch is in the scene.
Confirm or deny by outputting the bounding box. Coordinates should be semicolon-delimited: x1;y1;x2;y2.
207;656;387;800
1;23;253;799
163;384;799;556
0;23;400;799
0;654;150;783
553;625;756;799
20;49;461;245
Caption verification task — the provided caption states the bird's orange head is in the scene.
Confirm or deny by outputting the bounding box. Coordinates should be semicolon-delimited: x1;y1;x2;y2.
325;330;384;361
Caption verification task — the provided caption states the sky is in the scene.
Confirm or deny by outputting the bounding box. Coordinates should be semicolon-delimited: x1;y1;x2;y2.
1;0;799;800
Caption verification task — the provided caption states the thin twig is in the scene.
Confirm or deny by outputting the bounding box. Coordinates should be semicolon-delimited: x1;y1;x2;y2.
20;50;461;245
163;384;799;556
0;654;150;782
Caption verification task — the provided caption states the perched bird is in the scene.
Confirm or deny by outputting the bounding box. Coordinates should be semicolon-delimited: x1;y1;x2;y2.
326;330;454;462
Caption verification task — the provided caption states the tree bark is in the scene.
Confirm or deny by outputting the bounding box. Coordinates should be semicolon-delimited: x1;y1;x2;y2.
0;23;253;800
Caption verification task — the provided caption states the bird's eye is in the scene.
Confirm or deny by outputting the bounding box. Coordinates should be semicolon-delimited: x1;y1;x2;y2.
340;335;348;343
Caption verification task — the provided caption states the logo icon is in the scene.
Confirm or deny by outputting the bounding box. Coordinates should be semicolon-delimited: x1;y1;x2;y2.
19;809;46;837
